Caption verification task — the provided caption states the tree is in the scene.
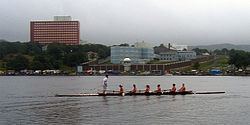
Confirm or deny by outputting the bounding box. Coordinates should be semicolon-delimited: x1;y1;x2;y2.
192;48;209;55
228;49;250;69
30;55;52;70
6;55;29;71
213;49;222;55
192;62;200;70
64;52;87;67
221;48;229;55
119;43;129;46
25;42;42;55
1;41;111;70
213;48;229;55
47;44;64;60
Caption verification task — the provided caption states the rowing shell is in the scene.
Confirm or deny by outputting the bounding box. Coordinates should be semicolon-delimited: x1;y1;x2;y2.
55;91;225;97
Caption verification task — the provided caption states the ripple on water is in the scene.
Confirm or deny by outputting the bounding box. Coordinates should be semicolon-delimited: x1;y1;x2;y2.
1;76;250;125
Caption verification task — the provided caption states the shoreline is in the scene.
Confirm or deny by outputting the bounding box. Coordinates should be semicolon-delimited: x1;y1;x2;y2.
1;74;249;76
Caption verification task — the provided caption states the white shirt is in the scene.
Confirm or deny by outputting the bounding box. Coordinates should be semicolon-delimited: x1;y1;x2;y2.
103;77;108;86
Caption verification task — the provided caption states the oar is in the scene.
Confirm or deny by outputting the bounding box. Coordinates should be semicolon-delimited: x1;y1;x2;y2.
195;91;225;94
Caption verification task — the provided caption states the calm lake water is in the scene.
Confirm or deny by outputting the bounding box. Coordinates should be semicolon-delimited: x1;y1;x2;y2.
0;76;250;125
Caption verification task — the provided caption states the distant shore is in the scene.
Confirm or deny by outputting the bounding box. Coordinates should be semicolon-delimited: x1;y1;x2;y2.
1;73;250;76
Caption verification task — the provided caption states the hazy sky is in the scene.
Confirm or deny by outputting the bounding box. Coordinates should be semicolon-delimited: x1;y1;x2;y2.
1;0;250;45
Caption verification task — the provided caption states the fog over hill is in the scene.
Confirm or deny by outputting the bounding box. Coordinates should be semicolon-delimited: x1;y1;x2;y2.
189;43;250;52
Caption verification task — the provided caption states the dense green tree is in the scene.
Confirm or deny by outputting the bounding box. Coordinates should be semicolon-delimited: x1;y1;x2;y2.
64;52;87;67
192;62;200;70
192;48;209;55
1;40;111;70
25;43;42;55
0;40;42;59
228;49;250;69
221;48;229;55
213;48;229;55
6;55;29;71
119;43;130;46
30;55;52;70
47;44;65;60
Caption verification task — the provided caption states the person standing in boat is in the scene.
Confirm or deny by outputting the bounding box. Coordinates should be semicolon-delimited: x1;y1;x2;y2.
145;85;151;94
178;83;186;92
102;74;108;94
170;84;176;92
131;84;137;93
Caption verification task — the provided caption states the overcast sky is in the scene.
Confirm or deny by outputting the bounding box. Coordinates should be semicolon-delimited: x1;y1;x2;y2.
1;0;250;45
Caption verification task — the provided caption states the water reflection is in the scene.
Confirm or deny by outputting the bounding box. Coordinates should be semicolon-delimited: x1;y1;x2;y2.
102;96;109;106
171;95;176;101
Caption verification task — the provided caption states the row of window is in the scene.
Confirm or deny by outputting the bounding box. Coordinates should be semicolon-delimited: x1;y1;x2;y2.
37;41;78;43
33;22;78;24
33;32;78;34
33;33;78;35
33;34;78;36
33;24;78;26
34;39;78;41
161;54;177;57
33;34;78;37
178;55;195;57
34;38;78;40
160;58;175;60
33;29;79;31
33;26;79;29
161;54;195;57
32;22;78;25
33;28;79;30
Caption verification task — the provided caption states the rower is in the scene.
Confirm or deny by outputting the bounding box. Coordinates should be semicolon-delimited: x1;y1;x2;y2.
170;84;176;92
155;84;162;94
119;84;125;96
178;83;186;92
131;84;137;93
145;84;151;94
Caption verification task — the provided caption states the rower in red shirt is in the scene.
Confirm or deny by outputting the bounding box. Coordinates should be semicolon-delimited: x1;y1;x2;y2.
131;84;137;93
145;85;150;94
178;83;186;92
155;84;162;94
119;84;125;96
170;84;176;92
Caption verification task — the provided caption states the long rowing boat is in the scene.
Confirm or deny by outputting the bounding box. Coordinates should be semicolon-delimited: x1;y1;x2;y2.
55;91;225;97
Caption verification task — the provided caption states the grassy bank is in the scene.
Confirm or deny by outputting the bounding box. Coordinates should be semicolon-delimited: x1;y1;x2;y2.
173;55;229;72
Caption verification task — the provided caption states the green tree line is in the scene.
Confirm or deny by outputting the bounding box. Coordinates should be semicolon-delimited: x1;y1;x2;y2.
192;47;250;69
228;49;250;69
192;48;230;55
0;40;110;71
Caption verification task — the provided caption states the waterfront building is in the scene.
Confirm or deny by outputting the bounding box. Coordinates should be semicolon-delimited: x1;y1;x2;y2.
30;16;80;45
159;50;178;61
154;44;196;62
111;42;154;64
154;44;172;54
177;51;196;61
159;50;196;61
